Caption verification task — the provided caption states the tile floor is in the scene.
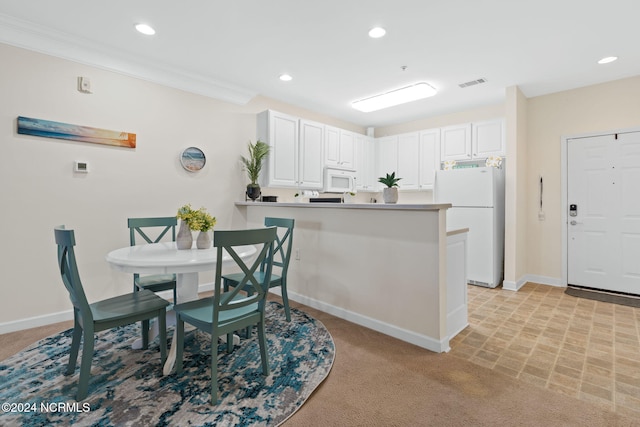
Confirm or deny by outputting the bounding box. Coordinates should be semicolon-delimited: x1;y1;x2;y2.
449;283;640;418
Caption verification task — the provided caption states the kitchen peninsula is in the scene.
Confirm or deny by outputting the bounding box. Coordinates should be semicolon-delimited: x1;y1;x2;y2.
234;201;467;352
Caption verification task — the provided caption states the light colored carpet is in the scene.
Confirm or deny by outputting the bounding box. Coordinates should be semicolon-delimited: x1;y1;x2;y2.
2;295;637;426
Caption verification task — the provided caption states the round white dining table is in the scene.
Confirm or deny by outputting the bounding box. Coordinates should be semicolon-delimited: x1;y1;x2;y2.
105;241;256;375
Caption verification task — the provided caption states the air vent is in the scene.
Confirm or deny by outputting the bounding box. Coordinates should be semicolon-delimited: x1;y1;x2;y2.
459;78;487;88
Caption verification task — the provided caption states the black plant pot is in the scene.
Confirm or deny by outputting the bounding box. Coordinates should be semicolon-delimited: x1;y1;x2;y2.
246;184;261;201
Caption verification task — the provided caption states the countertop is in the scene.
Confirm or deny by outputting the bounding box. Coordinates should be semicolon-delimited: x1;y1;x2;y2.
235;201;452;211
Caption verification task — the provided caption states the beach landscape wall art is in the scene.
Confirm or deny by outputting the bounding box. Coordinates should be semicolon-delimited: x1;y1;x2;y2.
17;116;136;148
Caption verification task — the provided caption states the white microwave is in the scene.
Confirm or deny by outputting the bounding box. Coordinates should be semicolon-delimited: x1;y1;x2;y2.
323;167;356;193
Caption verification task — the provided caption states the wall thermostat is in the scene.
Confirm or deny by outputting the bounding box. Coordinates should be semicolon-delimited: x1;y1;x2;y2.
74;161;89;173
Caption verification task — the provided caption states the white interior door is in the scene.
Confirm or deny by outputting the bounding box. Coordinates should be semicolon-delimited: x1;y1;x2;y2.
567;131;640;294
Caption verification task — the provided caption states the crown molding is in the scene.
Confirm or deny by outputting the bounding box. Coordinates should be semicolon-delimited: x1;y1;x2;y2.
0;13;256;105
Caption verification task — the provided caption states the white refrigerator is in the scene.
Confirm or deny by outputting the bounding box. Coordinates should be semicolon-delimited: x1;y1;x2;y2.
434;167;505;288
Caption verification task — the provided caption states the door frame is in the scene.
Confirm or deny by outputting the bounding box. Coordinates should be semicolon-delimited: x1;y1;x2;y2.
560;125;640;287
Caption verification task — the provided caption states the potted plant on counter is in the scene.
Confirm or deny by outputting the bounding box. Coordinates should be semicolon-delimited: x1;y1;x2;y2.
378;172;401;204
240;140;270;201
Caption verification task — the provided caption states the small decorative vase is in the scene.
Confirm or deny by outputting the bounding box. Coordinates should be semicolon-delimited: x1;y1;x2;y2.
382;187;398;204
196;231;212;249
176;220;193;250
246;183;261;201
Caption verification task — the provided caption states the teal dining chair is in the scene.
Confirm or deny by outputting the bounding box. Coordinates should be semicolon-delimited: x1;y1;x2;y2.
128;217;177;346
223;217;294;323
174;226;277;404
54;226;169;401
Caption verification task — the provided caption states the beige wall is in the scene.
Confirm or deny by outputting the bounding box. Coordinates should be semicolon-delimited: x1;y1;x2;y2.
3;39;640;330
525;75;640;281
0;43;361;330
374;104;505;137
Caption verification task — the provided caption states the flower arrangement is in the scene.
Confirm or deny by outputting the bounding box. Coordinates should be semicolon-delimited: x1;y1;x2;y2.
176;204;217;231
190;209;216;232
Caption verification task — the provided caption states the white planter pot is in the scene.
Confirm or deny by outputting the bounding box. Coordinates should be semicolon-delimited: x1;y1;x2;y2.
382;187;398;204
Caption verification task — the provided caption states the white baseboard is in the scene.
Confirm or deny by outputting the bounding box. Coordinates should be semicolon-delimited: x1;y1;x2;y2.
0;309;74;335
0;289;176;335
286;291;450;353
1;278;565;336
503;274;563;292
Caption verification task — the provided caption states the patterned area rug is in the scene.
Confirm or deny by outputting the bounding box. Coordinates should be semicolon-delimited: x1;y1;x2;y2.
0;302;334;426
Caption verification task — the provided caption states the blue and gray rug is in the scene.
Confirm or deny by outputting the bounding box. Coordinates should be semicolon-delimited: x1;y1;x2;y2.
0;302;334;426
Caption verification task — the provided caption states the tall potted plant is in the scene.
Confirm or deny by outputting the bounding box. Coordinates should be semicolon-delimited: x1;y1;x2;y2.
240;140;270;201
378;172;401;204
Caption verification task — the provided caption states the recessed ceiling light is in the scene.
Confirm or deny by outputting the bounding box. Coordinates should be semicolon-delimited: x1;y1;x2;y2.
352;82;437;113
279;74;293;82
598;56;618;64
135;23;156;35
368;27;386;38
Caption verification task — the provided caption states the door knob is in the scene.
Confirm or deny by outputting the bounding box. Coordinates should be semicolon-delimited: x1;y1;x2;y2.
570;220;582;226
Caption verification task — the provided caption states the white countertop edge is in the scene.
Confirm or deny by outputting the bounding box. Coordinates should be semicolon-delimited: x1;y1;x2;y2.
235;201;452;211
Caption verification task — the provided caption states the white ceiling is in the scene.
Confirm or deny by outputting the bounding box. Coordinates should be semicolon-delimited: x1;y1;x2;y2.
1;0;639;128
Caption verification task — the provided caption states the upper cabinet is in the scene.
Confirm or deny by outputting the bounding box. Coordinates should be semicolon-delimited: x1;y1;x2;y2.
440;123;472;161
374;131;439;192
473;119;505;159
397;132;420;190
256;109;504;193
441;119;505;161
325;126;356;169
376;135;398;191
258;110;298;188
257;110;323;189
356;134;376;191
418;128;441;189
298;119;325;189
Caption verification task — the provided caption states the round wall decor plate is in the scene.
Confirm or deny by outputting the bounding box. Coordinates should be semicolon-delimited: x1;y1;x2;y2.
180;147;206;172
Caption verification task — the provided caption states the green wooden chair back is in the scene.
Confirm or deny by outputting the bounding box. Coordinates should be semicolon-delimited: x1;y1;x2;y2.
128;217;177;245
55;226;93;323
261;217;294;277
213;227;276;320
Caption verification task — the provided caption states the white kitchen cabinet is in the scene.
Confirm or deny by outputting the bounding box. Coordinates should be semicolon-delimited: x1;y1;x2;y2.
257;110;323;189
325;126;356;169
339;130;356;169
441;119;505;162
419;128;441;189
473;119;505;158
258;110;298;187
356;134;376;191
376;135;398;191
298;119;325;189
441;123;472;161
397;132;420;190
325;126;340;167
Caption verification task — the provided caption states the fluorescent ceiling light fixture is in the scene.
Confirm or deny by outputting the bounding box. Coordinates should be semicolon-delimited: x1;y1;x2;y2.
279;74;293;82
597;56;618;64
351;83;437;112
135;23;156;35
368;27;386;38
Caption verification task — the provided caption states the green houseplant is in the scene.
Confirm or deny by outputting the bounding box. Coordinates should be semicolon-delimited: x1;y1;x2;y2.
240;140;270;201
378;172;401;204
